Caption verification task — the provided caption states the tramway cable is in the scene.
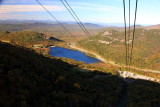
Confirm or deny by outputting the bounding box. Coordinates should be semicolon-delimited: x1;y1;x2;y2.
60;0;102;54
129;0;138;69
123;0;129;70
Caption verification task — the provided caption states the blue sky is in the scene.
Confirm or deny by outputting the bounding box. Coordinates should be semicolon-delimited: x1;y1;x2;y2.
0;0;160;25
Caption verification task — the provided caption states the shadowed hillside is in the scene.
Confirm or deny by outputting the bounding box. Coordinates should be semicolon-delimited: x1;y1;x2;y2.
0;42;125;106
0;41;160;107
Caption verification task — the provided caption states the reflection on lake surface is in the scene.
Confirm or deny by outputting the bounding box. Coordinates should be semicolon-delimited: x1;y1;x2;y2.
49;47;100;64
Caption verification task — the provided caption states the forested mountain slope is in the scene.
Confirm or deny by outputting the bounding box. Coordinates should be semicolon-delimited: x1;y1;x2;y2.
0;41;125;106
77;29;160;71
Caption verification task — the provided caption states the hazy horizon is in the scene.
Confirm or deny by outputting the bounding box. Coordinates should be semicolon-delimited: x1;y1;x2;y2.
0;19;154;27
0;0;160;25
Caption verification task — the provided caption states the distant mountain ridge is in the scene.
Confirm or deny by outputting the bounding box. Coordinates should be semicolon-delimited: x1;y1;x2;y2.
0;19;153;27
0;21;105;42
0;20;103;27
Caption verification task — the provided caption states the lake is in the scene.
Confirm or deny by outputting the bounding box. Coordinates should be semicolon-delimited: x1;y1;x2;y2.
49;47;100;64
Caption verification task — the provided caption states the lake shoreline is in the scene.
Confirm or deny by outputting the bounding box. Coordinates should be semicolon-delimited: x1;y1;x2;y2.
69;44;120;66
48;45;160;73
69;44;160;73
48;46;100;64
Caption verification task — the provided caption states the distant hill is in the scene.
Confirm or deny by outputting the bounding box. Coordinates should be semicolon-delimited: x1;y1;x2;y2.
146;24;160;29
84;23;103;27
76;29;160;71
0;30;63;47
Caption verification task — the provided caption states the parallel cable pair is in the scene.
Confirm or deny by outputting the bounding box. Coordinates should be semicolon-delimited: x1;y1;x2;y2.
36;0;101;54
123;0;138;71
35;0;86;50
130;0;138;71
60;0;108;69
60;0;102;55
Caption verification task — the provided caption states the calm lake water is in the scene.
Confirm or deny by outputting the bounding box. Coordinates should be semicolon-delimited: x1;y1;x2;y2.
49;47;100;64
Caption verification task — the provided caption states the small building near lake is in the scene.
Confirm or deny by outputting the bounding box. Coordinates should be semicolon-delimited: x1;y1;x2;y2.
32;44;43;48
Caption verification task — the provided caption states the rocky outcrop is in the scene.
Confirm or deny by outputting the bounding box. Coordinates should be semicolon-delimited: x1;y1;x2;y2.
98;40;111;44
102;31;112;36
118;71;160;83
